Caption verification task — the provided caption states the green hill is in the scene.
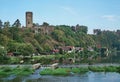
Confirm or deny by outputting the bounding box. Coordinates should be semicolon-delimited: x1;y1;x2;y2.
0;24;120;56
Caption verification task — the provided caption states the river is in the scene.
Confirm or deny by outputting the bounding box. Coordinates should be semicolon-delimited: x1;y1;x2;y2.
0;52;120;82
0;71;120;82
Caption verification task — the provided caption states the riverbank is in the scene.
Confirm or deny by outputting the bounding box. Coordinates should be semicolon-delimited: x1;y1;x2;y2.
0;51;120;64
0;64;120;77
0;66;34;78
0;63;120;68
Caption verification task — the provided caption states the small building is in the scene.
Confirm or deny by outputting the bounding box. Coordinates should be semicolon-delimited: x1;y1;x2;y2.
75;47;84;53
7;52;21;56
7;52;14;56
51;49;59;54
88;47;94;51
60;46;75;53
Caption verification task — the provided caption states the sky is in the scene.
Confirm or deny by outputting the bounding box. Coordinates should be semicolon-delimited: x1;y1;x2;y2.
0;0;120;34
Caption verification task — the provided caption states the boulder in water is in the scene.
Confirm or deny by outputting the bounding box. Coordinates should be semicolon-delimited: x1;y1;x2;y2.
20;60;24;64
51;63;59;69
32;63;41;69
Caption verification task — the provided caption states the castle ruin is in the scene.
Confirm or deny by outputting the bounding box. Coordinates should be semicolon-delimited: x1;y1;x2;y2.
26;12;33;28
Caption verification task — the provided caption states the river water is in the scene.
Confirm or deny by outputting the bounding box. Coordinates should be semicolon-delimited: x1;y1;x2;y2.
0;70;120;82
0;52;120;82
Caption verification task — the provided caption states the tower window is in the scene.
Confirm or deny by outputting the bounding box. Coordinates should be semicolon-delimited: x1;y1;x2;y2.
28;21;30;24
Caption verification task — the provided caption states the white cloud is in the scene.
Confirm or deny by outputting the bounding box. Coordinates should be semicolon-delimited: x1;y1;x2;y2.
102;15;119;21
60;6;78;16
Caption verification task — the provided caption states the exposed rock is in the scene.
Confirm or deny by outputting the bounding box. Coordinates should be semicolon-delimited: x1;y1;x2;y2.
20;60;24;64
51;63;59;69
32;63;41;69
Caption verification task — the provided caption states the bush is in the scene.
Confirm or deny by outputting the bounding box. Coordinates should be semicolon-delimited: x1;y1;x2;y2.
40;67;89;76
2;67;12;72
88;66;105;72
52;68;70;76
116;66;120;73
104;66;118;72
13;66;34;76
0;56;10;64
0;67;13;77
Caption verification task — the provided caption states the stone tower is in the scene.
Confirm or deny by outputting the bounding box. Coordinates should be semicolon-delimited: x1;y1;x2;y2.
26;12;33;28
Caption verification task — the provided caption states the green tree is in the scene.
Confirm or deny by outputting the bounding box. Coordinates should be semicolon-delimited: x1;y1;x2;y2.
9;27;23;42
7;41;34;56
12;19;21;28
42;22;49;27
80;26;88;34
7;41;18;52
59;48;63;54
0;20;3;29
93;29;101;35
4;21;10;28
18;43;34;56
100;47;107;57
0;34;9;47
0;45;7;56
75;24;88;34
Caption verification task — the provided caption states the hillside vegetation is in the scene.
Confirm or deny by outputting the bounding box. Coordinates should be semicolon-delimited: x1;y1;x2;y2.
0;21;120;56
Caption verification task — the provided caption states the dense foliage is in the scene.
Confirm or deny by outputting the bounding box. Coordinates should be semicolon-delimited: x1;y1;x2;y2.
0;20;120;57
